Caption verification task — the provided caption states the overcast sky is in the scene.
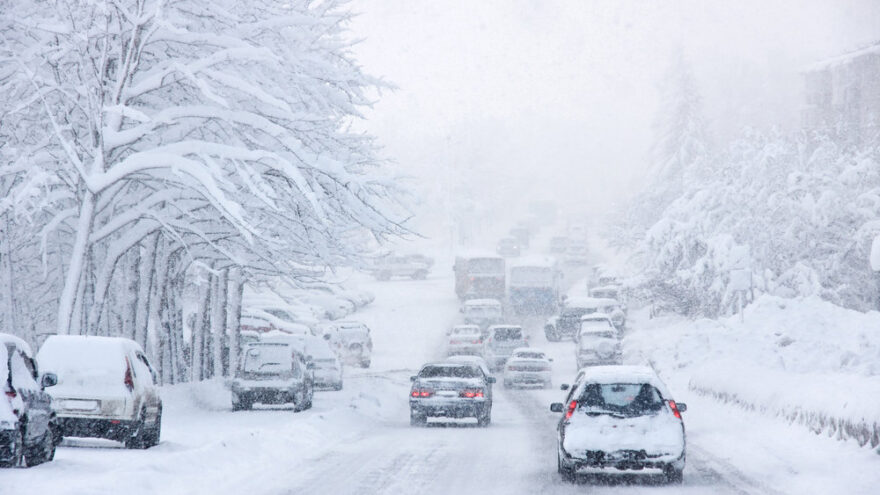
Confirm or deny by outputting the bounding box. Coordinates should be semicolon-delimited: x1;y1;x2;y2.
348;0;880;241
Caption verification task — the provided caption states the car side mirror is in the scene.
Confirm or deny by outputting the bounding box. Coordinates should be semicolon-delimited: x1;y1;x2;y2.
677;402;687;413
560;384;570;391
550;402;564;413
487;377;496;384
41;372;58;389
410;375;417;382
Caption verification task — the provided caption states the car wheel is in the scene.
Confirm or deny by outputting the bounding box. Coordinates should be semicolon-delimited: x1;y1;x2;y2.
360;359;371;368
25;427;55;466
333;382;343;391
411;270;427;280
124;412;146;449
544;331;558;342
410;410;427;427
557;450;575;482
664;465;683;484
477;409;491;427
0;428;23;468
145;408;162;448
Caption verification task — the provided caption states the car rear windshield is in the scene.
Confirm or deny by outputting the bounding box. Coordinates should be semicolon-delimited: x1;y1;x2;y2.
514;351;545;360
580;330;617;340
419;365;480;379
242;344;293;374
577;383;664;416
492;328;523;341
465;305;500;316
510;267;553;285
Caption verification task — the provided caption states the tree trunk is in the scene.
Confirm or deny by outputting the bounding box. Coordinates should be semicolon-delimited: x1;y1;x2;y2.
134;233;159;350
226;267;244;378
192;273;211;381
57;190;96;335
211;269;228;378
123;247;141;340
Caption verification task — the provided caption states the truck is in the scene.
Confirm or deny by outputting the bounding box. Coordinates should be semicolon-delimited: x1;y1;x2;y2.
508;256;560;315
453;254;506;301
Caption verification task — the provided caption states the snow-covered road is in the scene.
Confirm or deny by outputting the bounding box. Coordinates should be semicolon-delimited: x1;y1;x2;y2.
3;269;877;494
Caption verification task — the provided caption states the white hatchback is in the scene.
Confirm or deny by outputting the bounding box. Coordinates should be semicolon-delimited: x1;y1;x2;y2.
502;348;552;388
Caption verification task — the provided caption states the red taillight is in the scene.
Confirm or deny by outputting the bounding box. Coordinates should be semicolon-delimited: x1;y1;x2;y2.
124;358;134;392
472;340;481;344
411;388;433;398
4;389;15;399
565;400;577;420
460;389;484;398
668;400;682;419
449;340;461;345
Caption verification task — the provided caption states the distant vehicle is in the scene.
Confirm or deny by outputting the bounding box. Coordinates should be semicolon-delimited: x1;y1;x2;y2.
454;254;506;300
461;299;504;331
496;237;521;257
502;347;552;388
509;257;560;315
1;334;57;467
564;243;589;265
409;362;495;427
575;320;621;369
509;226;530;249
446;325;483;356
549;236;569;254
370;253;431;281
324;321;373;368
482;325;528;371
231;341;314;411
37;335;162;449
551;366;687;483
545;296;616;342
590;285;621;302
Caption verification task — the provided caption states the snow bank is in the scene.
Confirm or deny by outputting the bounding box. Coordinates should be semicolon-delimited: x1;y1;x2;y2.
627;295;880;448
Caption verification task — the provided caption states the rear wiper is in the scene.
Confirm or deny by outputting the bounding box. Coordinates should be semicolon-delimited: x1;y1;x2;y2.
584;409;626;418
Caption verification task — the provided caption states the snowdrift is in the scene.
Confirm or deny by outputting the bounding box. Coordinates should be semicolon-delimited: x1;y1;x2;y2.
628;295;880;449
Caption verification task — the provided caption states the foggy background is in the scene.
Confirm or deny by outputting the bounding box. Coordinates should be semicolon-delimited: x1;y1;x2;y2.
348;0;880;244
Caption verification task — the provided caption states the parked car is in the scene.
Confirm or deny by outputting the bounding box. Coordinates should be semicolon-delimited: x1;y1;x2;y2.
324;321;372;368
502;347;552;388
1;334;57;467
496;237;521;257
409;362;495;427
369;254;430;280
280;333;343;391
551;366;687;483
446;325;483;356
545;296;611;342
482;325;528;371
37;335;162;449
231;341;314;411
461;299;503;332
575;323;622;369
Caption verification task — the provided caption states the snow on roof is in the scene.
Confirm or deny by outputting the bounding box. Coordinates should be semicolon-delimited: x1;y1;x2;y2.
487;324;522;330
464;298;502;307
578;365;665;388
509;255;557;268
452;324;480;329
804;41;880;72
581;312;612;321
0;333;33;356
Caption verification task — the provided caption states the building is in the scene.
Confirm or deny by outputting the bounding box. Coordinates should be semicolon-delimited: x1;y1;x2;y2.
802;41;880;143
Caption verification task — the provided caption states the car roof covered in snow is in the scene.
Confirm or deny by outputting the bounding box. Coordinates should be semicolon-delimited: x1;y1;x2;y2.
581;312;613;321
464;298;502;307
0;332;33;356
509;255;557;268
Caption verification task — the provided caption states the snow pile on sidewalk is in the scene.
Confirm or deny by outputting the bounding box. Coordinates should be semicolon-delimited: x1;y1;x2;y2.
626;295;880;448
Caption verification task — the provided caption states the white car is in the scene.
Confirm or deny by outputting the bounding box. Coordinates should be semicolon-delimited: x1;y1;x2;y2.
263;332;342;391
37;336;162;449
576;313;619;341
446;325;483;356
551;366;687;483
502;347;552;388
575;324;622;369
324;321;372;368
461;299;503;331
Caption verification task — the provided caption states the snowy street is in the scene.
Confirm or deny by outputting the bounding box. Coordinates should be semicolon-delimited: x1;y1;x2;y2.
3;267;876;494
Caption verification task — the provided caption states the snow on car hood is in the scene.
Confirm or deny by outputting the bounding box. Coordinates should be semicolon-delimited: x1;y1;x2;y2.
563;411;684;457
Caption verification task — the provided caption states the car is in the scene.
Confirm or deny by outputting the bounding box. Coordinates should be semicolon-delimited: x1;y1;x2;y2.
231;341;314;411
575;323;622;369
545;296;613;342
482;325;528;371
409;362;495;427
576;313;619;341
446;325;483;356
502;347;553;388
453;254;506;301
37;335;162;449
509;226;530;249
369;254;431;280
551;366;687;483
1;334;57;467
549;236;569;254
496;237;521;257
445;355;493;381
260;332;335;390
460;299;503;332
323;321;372;368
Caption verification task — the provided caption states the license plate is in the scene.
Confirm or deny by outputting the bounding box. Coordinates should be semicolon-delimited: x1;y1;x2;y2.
63;399;99;411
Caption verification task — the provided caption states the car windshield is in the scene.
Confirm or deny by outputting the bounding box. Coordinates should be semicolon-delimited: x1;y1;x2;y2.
580;330;617;340
419;365;480;379
492;328;523;341
576;383;665;417
467;258;504;275
242;344;292;374
465;305;500;316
